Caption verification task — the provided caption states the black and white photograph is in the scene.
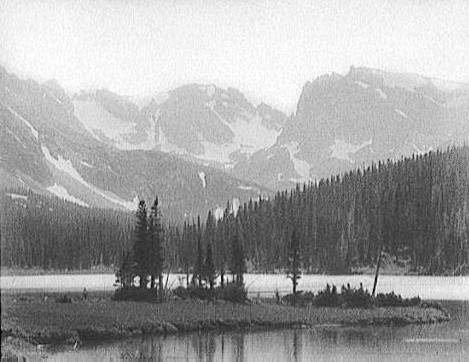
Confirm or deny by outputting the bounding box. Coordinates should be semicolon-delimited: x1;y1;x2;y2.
1;0;468;360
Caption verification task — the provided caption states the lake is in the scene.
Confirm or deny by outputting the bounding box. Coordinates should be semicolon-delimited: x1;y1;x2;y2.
31;301;469;361
1;273;468;300
2;274;468;360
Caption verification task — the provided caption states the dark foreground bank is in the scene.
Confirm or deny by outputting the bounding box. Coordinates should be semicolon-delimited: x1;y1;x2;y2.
1;292;449;358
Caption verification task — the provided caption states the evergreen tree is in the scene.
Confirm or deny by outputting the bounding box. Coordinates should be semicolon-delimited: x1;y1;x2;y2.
204;243;216;290
230;229;246;285
287;229;301;297
149;196;165;299
116;250;133;288
133;200;149;288
194;235;204;287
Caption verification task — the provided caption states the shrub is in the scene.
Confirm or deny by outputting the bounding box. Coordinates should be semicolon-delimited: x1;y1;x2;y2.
282;291;315;307
420;301;444;311
275;289;280;304
171;283;247;303
112;287;159;302
340;283;373;308
215;282;248;303
55;294;72;303
374;292;420;307
314;284;340;307
172;286;190;299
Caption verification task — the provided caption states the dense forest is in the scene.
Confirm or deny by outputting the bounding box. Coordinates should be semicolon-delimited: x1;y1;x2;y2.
0;189;133;269
168;145;469;275
1;145;468;275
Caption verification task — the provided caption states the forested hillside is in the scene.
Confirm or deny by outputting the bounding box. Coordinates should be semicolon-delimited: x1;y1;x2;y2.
0;189;133;269
1;145;468;275
169;145;469;275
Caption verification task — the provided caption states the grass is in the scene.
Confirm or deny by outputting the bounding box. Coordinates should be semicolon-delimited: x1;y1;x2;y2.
1;291;450;353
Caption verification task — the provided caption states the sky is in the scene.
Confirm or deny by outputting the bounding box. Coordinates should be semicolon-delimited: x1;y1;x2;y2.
1;0;468;112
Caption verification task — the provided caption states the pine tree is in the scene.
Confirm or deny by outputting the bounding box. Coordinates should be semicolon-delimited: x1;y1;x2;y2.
230;229;246;285
204;243;216;290
287;229;301;298
133;200;149;288
149;196;164;299
194;235;204;288
116;250;133;288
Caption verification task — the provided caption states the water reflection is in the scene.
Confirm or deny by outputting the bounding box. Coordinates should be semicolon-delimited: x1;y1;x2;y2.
39;302;469;362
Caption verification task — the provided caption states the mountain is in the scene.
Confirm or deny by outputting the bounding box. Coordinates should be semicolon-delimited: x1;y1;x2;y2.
233;66;469;190
3;65;468;202
0;67;268;222
72;84;287;171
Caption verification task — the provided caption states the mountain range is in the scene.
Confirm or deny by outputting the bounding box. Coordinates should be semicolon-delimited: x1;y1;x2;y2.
1;65;468;221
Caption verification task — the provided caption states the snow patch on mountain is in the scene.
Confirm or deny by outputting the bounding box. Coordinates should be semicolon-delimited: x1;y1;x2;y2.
74;100;156;150
198;171;207;188
73;100;133;140
47;183;89;207
395;109;408;119
41;145;138;210
282;142;311;182
80;161;94;168
7;193;28;201
201;102;280;164
45;90;63;105
355;81;369;89
238;185;256;191
2;103;39;140
375;88;388;100
423;95;439;105
329;139;373;162
214;206;224;220
232;197;240;216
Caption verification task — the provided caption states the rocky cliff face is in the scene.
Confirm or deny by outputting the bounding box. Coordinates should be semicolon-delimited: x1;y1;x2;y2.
0;67;268;222
234;67;469;190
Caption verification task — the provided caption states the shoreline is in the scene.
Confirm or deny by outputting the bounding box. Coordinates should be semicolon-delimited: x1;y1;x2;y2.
1;292;450;358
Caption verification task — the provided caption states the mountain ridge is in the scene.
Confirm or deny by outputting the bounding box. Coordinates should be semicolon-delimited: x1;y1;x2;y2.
0;66;269;222
2;65;468;214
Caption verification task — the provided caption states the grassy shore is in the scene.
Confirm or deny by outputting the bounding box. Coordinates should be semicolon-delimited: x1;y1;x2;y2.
1;291;450;358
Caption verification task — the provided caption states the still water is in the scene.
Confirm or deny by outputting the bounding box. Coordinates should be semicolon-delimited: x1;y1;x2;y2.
35;301;468;361
2;274;468;300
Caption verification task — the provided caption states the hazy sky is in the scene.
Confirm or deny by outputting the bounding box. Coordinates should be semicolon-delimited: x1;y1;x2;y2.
1;0;468;112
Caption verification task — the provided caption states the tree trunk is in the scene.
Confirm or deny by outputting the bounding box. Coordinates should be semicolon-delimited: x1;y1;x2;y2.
372;246;383;297
158;273;164;302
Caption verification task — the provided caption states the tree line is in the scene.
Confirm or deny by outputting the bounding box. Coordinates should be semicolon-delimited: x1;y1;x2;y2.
166;145;469;275
1;145;468;275
0;189;133;269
